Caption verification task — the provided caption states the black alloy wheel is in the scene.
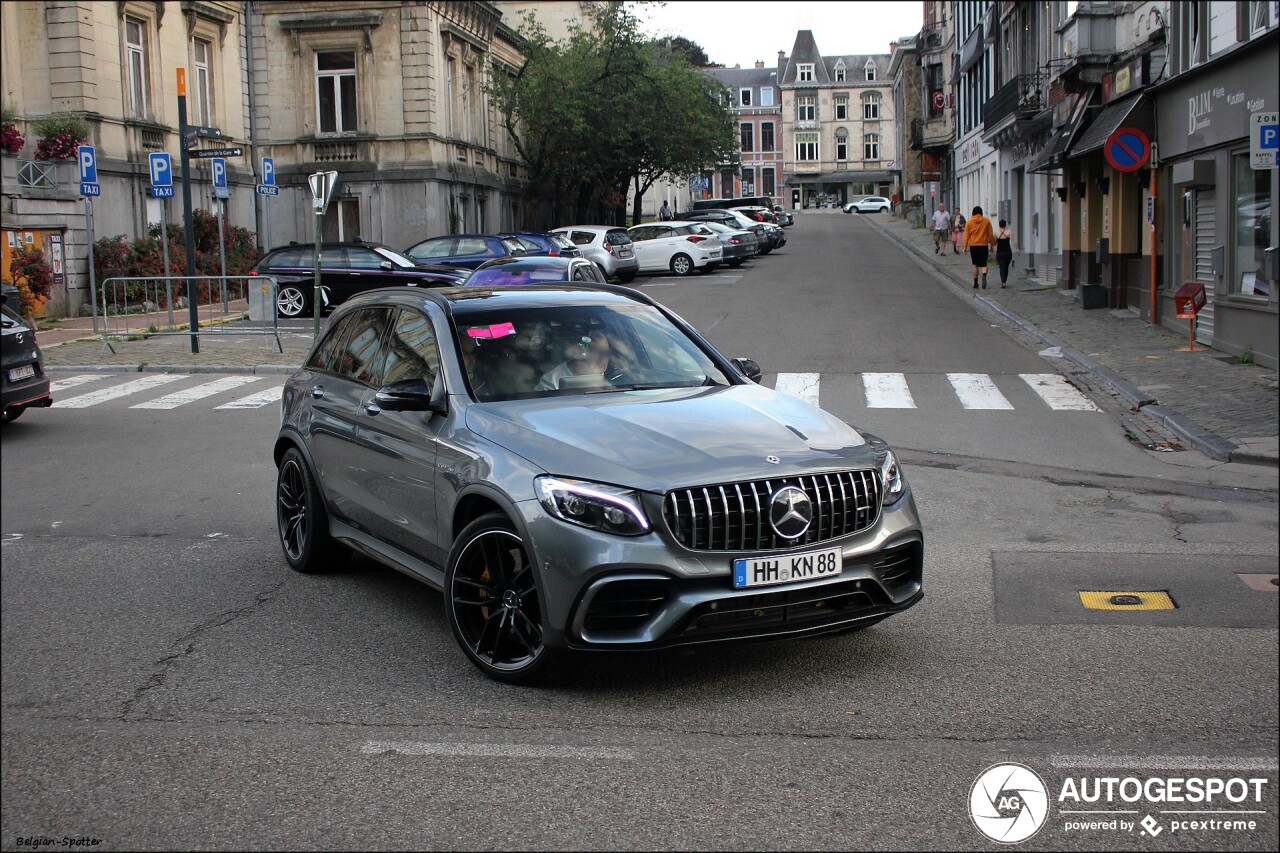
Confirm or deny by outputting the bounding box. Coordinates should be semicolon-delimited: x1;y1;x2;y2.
446;513;553;683
276;448;347;573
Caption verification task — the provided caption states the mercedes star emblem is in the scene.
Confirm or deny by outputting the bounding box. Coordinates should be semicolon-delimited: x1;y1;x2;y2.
769;486;813;539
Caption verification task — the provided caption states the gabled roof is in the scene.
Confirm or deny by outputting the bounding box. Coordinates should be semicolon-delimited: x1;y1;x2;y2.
824;54;891;83
781;30;830;85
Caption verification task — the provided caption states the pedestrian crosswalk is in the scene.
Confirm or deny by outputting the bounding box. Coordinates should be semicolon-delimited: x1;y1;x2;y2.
41;370;1099;414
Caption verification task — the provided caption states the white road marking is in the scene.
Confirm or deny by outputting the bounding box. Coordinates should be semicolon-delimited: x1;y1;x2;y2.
774;372;820;406
1051;755;1279;771
360;741;635;760
131;375;261;409
862;373;916;408
49;374;107;392
946;373;1014;410
57;374;189;408
214;385;283;409
1020;373;1100;411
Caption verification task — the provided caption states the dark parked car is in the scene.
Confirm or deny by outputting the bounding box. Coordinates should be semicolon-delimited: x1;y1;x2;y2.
498;231;582;258
274;284;923;683
678;209;778;253
773;205;795;227
696;220;758;266
1;292;52;422
405;234;529;269
465;255;607;287
250;241;469;318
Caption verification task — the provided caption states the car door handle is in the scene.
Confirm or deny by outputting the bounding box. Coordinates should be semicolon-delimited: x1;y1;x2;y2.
311;385;324;398
365;402;381;416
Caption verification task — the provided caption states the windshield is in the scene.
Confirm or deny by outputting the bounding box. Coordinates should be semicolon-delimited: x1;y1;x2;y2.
454;302;731;401
374;246;418;267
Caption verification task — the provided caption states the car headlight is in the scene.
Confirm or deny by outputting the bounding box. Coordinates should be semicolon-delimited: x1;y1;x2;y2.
535;476;651;536
880;449;907;507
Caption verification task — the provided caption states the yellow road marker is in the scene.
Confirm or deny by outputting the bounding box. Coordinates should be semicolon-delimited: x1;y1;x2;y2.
1078;591;1176;611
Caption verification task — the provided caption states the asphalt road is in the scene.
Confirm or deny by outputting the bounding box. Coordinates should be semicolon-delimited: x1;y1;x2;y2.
2;215;1277;851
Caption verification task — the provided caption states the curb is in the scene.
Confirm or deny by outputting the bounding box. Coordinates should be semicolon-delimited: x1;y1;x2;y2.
863;216;1260;467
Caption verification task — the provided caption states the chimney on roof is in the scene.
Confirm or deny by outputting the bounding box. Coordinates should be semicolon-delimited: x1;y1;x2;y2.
755;60;764;68
778;50;785;57
734;63;740;69
890;41;898;50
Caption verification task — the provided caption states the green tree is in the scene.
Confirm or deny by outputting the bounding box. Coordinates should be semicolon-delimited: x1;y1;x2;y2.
654;35;717;68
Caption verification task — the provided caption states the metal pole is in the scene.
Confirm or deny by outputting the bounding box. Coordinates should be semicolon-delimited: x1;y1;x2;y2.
1149;167;1158;325
313;207;322;337
178;67;199;353
86;198;99;334
161;200;173;326
218;197;228;312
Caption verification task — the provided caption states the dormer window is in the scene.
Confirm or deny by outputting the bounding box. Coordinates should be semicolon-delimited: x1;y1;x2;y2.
739;87;752;107
834;62;846;82
864;60;876;81
798;63;815;82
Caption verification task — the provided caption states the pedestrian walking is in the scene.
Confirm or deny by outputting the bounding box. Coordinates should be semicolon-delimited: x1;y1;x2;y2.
949;207;965;254
931;203;951;255
962;206;997;289
658;200;674;221
995;218;1019;288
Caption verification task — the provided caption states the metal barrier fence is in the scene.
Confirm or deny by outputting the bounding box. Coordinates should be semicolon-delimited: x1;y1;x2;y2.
97;275;283;353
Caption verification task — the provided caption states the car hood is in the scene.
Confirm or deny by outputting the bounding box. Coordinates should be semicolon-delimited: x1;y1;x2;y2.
464;382;876;492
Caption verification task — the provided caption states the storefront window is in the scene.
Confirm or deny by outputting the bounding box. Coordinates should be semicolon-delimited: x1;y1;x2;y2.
1233;153;1272;297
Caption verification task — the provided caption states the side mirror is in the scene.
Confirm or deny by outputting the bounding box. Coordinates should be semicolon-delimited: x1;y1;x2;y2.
375;373;448;414
732;357;763;383
380;260;394;270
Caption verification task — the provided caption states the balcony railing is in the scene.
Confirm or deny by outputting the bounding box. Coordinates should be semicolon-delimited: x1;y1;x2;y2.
983;73;1047;130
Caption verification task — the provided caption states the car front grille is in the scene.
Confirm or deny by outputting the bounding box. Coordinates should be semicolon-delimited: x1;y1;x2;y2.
663;470;881;552
580;579;672;638
679;578;881;638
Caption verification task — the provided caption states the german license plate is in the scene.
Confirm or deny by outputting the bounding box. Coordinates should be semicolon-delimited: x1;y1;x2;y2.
8;365;36;382
733;545;843;589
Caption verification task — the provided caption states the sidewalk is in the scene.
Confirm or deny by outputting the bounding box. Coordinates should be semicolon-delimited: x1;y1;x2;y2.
867;212;1278;467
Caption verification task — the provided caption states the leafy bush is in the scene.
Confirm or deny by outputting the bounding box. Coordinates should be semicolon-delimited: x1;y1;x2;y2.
0;104;23;154
7;247;55;316
33;112;89;160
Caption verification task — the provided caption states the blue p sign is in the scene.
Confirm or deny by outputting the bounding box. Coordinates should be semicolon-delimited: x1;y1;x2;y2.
1262;124;1279;150
78;145;97;182
261;156;275;186
149;152;172;187
212;157;227;189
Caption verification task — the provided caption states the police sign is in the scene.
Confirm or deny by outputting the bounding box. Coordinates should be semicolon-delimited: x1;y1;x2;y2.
1251;111;1278;169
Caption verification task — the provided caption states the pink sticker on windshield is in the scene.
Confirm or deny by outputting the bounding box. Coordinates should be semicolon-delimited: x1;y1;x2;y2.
465;322;516;340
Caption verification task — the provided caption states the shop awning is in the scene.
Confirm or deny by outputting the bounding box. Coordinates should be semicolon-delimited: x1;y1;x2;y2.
815;170;896;183
1067;93;1153;159
1028;94;1091;174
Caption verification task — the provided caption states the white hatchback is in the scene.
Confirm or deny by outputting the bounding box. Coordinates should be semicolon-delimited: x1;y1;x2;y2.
627;222;723;276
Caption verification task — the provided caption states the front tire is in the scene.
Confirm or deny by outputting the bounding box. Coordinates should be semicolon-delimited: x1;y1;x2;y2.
728;259;745;268
276;448;348;574
615;268;638;284
446;513;555;684
276;285;310;319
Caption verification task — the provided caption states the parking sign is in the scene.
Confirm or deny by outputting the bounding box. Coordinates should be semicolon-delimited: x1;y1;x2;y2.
148;152;172;187
1252;112;1278;169
261;157;275;186
212;157;229;198
78;145;97;182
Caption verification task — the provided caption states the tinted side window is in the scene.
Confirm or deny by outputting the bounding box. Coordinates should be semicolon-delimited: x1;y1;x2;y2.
513;236;542;252
334;307;394;385
266;248;308;268
346;248;385;270
380;309;441;386
455;237;490;255
409;238;455;259
501;237;528;255
320;247;347;266
568;231;595;246
306;313;357;372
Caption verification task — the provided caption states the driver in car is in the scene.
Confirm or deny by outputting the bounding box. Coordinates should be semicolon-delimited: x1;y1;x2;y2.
536;328;615;390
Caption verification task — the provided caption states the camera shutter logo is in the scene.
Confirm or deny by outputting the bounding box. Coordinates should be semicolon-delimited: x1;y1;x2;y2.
969;763;1050;843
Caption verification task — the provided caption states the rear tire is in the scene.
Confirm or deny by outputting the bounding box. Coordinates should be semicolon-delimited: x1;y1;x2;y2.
615;269;638;284
670;253;694;276
728;259;745;268
276;285;310;319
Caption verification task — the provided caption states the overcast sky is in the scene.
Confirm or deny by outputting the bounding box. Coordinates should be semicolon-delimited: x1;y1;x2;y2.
631;1;925;68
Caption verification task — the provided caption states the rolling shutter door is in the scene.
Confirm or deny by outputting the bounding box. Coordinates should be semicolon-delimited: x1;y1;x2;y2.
1193;193;1215;345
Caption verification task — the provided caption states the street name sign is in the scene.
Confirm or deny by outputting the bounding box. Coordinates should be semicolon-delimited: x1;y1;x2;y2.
189;147;243;159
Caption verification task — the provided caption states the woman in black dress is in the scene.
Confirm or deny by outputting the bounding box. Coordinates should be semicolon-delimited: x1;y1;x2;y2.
995;219;1018;288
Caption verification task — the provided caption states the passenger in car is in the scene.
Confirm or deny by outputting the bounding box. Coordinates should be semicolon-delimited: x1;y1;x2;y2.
535;329;613;391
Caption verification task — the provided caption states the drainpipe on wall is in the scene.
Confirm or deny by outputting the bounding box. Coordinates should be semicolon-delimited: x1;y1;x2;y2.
243;0;263;249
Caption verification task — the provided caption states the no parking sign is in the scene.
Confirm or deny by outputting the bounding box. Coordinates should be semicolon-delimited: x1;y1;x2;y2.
1104;127;1150;173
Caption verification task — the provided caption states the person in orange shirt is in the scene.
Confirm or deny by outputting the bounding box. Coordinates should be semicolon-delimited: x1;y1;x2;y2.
962;205;997;289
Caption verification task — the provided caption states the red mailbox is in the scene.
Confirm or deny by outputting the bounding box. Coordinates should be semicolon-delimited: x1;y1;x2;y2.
1175;281;1207;318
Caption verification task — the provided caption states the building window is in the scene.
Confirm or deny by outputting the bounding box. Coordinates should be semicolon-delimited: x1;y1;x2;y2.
864;133;880;160
192;38;212;126
741;168;756;196
798;63;814;82
863;93;880;119
1233;152;1271;296
834;64;846;82
835;129;848;161
740;122;754;152
864;60;876;81
445;56;456;136
795;131;818;161
798;95;816;122
1251;0;1273;36
316;51;357;134
761;121;775;152
125;17;149;118
759;87;774;106
322;197;361;241
762;167;776;197
835;96;848;120
739;87;752;106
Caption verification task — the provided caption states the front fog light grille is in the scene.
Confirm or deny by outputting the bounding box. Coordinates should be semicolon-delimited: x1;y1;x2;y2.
581;580;671;637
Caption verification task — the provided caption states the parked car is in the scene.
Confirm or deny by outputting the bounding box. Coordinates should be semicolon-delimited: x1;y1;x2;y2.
692;196;776;211
250;241;470;318
627;222;723;276
498;231;582;258
464;255;607;287
695;220;758;266
1;292;52;423
844;196;892;214
274;283;923;683
731;205;780;225
550;226;640;282
678;209;778;254
405;234;529;269
772;205;795;227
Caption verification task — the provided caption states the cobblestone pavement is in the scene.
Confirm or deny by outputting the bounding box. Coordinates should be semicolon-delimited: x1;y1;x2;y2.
866;211;1278;467
32;215;1278;467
